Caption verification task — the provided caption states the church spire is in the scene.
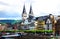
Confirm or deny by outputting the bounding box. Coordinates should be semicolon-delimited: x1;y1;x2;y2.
29;5;33;16
28;5;34;22
22;4;27;20
22;4;26;14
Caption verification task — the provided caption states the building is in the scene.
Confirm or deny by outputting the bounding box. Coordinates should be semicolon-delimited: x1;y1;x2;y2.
55;16;60;35
35;20;45;30
35;14;53;30
21;4;35;30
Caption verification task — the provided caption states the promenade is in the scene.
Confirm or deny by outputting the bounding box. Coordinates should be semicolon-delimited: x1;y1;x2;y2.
1;33;58;39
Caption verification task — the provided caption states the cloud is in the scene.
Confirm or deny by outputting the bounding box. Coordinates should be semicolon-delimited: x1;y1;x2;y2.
0;0;60;18
32;0;59;17
0;1;9;6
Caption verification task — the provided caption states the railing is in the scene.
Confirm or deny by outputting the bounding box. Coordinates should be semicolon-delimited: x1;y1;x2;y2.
35;36;58;39
22;35;58;39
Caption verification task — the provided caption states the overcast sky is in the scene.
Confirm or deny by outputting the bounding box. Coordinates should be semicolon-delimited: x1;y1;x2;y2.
0;0;60;19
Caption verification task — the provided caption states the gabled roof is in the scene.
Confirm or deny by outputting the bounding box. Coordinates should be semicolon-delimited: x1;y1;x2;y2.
35;15;52;24
35;15;49;21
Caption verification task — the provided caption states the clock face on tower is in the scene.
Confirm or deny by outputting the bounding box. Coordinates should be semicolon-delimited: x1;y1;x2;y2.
22;13;27;20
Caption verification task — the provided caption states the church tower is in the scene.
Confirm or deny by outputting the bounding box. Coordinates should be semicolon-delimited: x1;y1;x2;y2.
22;4;27;21
28;5;34;22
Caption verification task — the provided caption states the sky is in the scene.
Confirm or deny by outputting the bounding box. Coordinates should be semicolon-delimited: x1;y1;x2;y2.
0;0;60;19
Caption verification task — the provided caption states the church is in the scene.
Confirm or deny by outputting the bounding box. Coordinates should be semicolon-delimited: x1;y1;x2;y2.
21;4;35;30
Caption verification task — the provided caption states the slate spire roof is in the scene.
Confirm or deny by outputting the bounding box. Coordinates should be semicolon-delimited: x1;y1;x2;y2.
29;5;33;14
22;4;26;14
